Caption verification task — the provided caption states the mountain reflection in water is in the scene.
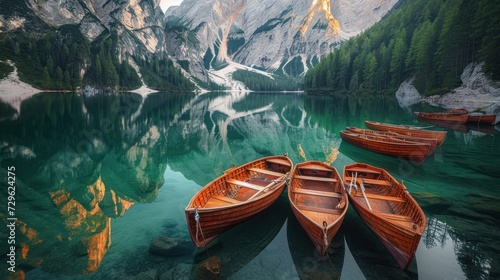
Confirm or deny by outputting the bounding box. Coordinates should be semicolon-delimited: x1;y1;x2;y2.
0;91;499;279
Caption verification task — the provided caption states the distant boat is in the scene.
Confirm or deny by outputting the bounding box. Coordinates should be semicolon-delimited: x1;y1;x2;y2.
340;130;431;164
346;126;438;155
365;120;447;146
468;114;497;125
450;108;497;125
414;111;469;124
185;155;292;248
343;162;426;270
288;161;348;258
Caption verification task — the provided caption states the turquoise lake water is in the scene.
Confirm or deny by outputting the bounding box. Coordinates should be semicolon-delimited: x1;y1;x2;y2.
0;91;499;279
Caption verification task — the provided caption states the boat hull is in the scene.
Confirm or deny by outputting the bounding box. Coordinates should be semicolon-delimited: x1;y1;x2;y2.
365;120;447;146
449;108;497;125
340;130;431;164
343;163;426;270
467;114;496;125
414;111;469;124
346;126;438;156
289;161;348;258
185;155;292;248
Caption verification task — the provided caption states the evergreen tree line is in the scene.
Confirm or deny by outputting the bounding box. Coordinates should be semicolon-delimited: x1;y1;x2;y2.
232;70;303;91
0;26;193;91
0;27;87;90
86;31;142;90
135;55;194;91
304;0;500;96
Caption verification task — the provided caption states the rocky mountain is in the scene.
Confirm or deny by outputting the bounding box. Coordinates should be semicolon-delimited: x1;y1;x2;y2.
31;0;164;56
0;0;397;90
164;0;398;87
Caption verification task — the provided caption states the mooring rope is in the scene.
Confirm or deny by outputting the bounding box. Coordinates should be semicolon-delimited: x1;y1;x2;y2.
322;221;340;278
195;208;208;248
322;221;328;247
195;207;217;275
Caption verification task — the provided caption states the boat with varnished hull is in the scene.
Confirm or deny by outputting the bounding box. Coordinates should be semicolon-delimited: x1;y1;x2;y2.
365;120;447;146
449;108;497;125
346;126;438;155
288;161;348;258
414;111;469;124
185;155;292;248
343;163;426;270
340;130;431;164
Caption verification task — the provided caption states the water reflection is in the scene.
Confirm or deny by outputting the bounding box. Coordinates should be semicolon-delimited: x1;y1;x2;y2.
195;195;289;278
287;208;344;279
0;92;499;279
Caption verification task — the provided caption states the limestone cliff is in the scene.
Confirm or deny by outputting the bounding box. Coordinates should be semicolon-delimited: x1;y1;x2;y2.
165;0;398;85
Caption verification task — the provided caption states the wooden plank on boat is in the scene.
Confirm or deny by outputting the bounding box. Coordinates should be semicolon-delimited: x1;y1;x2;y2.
346;167;381;175
298;165;332;172
353;193;405;202
298;205;344;215
294;175;337;182
380;213;415;222
344;177;392;187
212;195;240;204
247;167;284;177
226;179;264;191
266;158;292;166
293;188;342;198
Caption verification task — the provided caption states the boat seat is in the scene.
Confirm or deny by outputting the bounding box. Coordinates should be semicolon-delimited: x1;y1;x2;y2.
353;193;405;203
298;205;344;215
211;195;240;204
265;158;291;166
344;177;392;187
226;179;264;191
380;213;414;222
297;165;332;172
247;167;284;177
294;175;337;182
346;167;381;176
293;188;342;198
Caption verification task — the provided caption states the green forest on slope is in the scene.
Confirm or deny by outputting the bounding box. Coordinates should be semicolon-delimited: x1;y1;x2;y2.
0;0;193;92
0;28;194;91
304;0;500;96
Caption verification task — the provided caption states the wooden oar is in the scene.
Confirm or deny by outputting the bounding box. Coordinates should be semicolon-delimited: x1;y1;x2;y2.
248;174;287;200
358;177;373;210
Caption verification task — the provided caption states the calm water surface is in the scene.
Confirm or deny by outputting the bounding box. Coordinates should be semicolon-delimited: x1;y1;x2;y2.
0;91;499;279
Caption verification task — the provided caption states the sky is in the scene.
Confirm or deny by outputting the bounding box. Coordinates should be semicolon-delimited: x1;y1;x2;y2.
160;0;184;12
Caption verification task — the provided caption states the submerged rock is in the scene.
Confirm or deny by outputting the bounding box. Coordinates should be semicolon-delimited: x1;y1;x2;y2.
463;193;500;221
196;256;221;280
411;192;452;212
149;236;195;256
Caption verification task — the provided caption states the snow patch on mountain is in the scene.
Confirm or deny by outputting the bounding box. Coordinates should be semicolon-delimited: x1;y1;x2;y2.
207;61;274;92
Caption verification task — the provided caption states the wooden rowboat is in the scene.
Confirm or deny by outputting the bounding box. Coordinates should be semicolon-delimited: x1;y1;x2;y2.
185;155;292;248
346;126;438;155
414;111;469;124
288;161;348;258
365;120;447;146
340;130;431;164
450;108;497;125
468;114;497;125
343;163;426;270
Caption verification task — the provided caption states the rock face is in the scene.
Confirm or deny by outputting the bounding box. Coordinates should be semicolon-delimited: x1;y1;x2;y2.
1;0;396;89
396;63;500;121
165;0;398;84
3;0;166;63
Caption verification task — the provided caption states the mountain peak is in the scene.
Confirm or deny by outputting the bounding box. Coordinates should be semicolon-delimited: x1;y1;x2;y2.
165;0;398;89
299;0;340;37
